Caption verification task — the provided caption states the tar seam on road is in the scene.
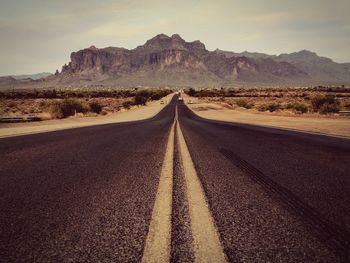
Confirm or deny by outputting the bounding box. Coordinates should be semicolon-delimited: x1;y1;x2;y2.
176;117;228;263
141;119;176;262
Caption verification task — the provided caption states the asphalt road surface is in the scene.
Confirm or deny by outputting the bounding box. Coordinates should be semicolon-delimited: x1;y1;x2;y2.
1;95;349;262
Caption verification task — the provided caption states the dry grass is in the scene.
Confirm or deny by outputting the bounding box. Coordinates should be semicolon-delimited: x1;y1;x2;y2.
183;93;350;138
0;88;173;119
185;86;350;115
195;96;350;116
0;97;128;119
0;93;175;137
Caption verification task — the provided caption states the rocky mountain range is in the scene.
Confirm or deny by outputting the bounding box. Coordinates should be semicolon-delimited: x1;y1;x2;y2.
9;72;52;80
2;34;350;88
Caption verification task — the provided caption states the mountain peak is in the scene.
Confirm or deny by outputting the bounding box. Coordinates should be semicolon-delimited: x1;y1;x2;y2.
296;49;317;56
49;34;350;87
141;33;187;50
171;34;183;40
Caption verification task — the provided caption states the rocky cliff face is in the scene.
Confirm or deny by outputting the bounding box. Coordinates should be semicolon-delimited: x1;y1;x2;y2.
52;34;349;86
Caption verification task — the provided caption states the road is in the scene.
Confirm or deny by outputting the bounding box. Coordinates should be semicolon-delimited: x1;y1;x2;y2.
0;95;349;262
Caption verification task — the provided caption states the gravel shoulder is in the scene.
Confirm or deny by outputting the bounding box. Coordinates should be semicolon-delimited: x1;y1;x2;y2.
0;94;174;138
183;95;350;139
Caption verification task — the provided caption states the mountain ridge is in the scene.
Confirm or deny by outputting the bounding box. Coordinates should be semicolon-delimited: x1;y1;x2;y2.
51;34;313;86
2;34;350;88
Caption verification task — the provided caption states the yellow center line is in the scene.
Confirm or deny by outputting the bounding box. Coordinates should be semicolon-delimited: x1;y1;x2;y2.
141;112;176;263
176;107;228;263
142;104;227;262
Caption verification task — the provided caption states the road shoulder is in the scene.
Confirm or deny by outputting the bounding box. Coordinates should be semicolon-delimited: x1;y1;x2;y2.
184;95;350;139
0;94;174;138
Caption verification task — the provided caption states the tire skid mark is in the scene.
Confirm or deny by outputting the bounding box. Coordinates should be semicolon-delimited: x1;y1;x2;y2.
220;148;350;261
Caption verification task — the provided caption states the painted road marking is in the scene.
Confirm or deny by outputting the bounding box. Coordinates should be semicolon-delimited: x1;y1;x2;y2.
142;105;227;262
176;120;228;263
141;120;175;262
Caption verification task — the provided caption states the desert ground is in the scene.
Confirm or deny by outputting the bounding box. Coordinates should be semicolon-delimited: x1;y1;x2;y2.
0;91;173;138
182;88;350;138
2;94;349;262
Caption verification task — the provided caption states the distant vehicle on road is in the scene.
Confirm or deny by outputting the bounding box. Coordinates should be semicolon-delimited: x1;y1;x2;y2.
178;97;183;101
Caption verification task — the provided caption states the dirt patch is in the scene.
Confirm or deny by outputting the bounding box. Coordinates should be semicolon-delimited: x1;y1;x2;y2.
0;93;174;138
183;94;350;138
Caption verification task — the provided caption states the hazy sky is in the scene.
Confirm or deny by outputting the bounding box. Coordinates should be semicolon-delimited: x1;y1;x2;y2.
0;0;349;75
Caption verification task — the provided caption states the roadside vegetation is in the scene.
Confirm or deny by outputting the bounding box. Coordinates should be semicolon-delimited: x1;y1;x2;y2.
185;86;350;115
0;88;172;119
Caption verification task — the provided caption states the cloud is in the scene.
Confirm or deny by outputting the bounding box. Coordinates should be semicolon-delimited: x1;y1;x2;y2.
0;0;350;75
238;12;292;25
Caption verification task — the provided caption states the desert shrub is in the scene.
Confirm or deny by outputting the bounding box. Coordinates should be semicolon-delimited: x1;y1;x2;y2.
219;96;226;102
236;99;254;109
89;101;102;114
42;89;58;99
246;102;255;109
343;101;350;110
100;110;108;115
311;95;340;114
286;102;308;114
128;90;155;106
48;102;64;119
236;99;247;107
293;103;308;114
150;92;164;100
7;101;16;108
192;89;220;97
259;102;280;112
48;99;88;119
134;95;148;105
151;93;162;100
267;103;280;112
257;104;268;112
187;88;196;97
150;90;171;100
319;102;340;114
122;100;133;109
137;90;151;99
285;103;293;110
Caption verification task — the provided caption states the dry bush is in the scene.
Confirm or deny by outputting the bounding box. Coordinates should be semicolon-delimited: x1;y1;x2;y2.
258;102;281;112
122;100;133;109
48;99;88;119
236;99;254;109
88;101;102;114
286;102;308;114
311;95;340;114
343;101;350;110
134;94;148;105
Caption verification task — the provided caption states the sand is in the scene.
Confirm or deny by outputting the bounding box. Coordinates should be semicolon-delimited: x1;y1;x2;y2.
183;94;350;139
0;93;174;138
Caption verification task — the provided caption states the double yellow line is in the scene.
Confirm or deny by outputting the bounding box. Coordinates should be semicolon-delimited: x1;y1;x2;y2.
142;106;227;263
